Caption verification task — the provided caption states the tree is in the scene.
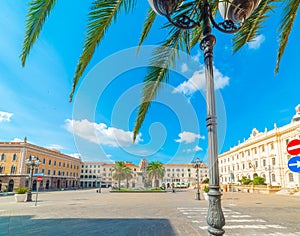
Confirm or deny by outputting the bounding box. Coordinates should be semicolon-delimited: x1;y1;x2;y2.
21;1;299;138
146;161;165;188
112;161;126;190
202;178;209;184
238;176;252;185
252;176;266;185
124;166;133;188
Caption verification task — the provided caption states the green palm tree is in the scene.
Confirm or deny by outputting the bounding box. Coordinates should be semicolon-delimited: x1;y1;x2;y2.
146;161;165;188
21;0;299;138
124;166;133;188
112;161;126;190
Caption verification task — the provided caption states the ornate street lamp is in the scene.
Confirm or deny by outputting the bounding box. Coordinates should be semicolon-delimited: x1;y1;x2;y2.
148;0;261;235
193;157;201;200
25;156;40;202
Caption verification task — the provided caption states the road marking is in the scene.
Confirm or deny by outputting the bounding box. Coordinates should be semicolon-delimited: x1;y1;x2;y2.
226;219;266;223
199;225;286;230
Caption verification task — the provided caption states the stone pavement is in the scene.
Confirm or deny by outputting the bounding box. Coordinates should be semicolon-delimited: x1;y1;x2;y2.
0;189;299;236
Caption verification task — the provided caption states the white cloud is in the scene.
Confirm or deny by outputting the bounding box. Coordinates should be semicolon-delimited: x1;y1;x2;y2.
248;35;265;50
68;153;82;159
173;66;229;95
64;119;142;147
175;131;204;144
0;111;13;122
46;144;64;150
184;145;203;153
181;63;188;73
11;138;23;142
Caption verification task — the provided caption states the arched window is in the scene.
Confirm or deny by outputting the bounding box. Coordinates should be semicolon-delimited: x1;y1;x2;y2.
271;174;276;182
43;158;46;164
10;165;16;174
1;153;5;161
289;173;294;182
12;154;17;161
0;165;4;174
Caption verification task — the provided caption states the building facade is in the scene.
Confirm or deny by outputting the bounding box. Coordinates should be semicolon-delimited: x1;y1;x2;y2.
80;162;140;188
0;139;81;192
162;163;208;188
79;159;208;189
218;104;300;189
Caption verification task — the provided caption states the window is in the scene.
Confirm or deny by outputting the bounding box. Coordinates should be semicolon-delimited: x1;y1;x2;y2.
289;173;294;182
43;158;46;164
53;170;56;175
42;168;45;174
261;145;265;152
63;163;65;167
271;174;276;182
285;139;289;146
59;162;61;167
58;171;61;176
49;160;52;165
12;154;17;161
1;153;6;161
54;161;56;166
48;169;50;175
0;165;4;174
263;159;266;167
272;158;276;165
270;142;274;150
255;161;258;168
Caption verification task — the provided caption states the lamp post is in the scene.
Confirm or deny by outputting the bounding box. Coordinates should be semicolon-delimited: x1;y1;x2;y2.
98;175;102;193
25;156;40;202
193;157;201;200
148;0;261;235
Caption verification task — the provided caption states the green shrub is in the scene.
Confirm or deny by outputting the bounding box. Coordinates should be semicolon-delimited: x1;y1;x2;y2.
252;176;266;185
16;188;28;194
203;186;209;193
202;178;209;184
238;176;252;185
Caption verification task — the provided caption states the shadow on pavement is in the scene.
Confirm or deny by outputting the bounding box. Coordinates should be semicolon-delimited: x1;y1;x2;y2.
0;215;175;236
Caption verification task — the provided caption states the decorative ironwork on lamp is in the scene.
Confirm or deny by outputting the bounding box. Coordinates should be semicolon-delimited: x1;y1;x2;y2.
147;0;261;235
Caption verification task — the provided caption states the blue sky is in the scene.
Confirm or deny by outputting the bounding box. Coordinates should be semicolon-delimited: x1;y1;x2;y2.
0;1;299;164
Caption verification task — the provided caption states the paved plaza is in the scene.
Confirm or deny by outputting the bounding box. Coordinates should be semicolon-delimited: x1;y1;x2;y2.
0;189;300;236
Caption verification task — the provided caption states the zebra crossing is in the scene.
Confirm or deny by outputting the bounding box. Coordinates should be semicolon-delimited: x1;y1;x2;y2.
177;207;300;236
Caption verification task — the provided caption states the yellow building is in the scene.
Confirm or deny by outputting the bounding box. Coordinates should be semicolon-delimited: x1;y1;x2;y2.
0;139;81;192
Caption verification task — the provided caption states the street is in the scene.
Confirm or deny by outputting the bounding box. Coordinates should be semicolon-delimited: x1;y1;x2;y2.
0;189;299;236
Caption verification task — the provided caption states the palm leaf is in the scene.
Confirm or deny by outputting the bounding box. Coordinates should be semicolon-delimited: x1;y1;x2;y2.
136;8;157;54
69;0;136;102
21;0;57;67
133;27;184;141
232;0;278;53
275;0;299;73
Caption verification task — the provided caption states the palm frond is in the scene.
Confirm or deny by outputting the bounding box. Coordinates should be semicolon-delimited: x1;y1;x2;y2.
232;0;278;53
136;8;157;54
133;28;183;141
21;0;57;67
275;0;299;73
69;0;136;102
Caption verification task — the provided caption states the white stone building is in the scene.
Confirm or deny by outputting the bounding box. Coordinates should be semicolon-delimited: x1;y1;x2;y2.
162;163;208;188
218;104;300;189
